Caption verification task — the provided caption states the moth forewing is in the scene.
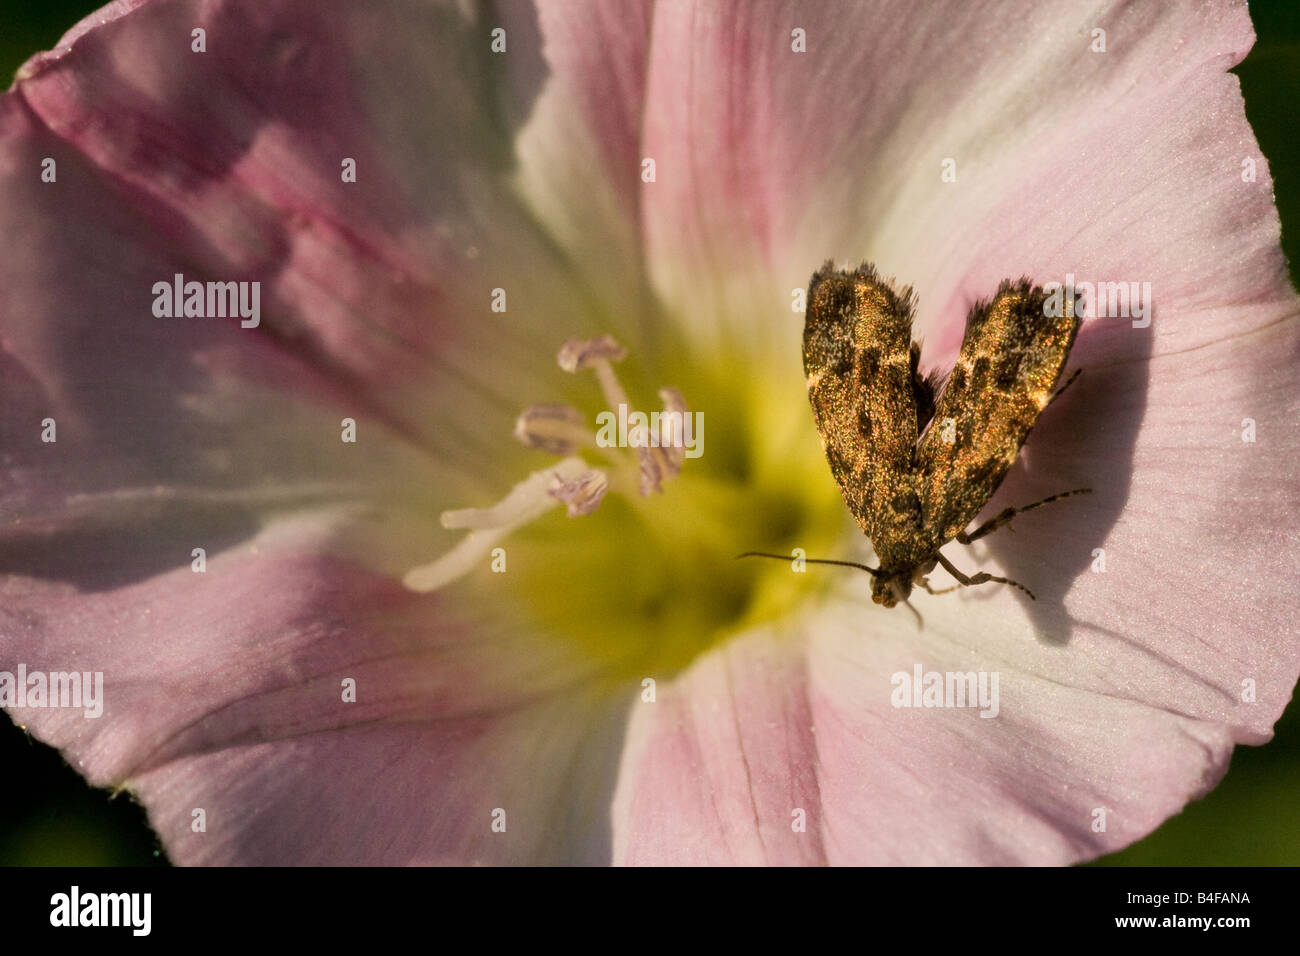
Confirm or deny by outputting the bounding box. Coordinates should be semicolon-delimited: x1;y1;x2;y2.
914;279;1081;550
803;262;927;578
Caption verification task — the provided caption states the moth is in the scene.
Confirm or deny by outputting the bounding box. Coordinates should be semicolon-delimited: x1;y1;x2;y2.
745;261;1088;612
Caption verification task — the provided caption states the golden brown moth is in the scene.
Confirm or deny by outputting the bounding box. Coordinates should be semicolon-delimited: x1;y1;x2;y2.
744;261;1089;612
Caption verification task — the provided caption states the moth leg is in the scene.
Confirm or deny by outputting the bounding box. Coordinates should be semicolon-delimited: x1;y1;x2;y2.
1047;368;1082;408
955;487;1092;545
921;579;961;596
935;552;1036;600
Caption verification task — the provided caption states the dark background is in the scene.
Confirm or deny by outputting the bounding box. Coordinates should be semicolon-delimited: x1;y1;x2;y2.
0;0;1297;866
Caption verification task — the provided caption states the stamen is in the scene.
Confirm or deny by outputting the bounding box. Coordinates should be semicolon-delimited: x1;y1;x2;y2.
557;334;634;429
652;386;689;479
405;334;698;593
403;456;589;593
558;335;688;496
514;403;591;455
549;468;609;517
557;333;627;371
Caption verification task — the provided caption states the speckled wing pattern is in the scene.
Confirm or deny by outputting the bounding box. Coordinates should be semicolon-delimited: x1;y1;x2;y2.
803;262;935;566
914;278;1080;547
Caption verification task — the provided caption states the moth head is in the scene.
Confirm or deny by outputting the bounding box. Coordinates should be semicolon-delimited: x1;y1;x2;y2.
871;573;912;608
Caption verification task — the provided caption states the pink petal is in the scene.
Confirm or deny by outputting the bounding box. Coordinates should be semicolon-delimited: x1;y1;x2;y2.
505;1;660;342
4;517;626;864
10;0;611;461
0;90;439;580
610;0;1300;863
634;1;1291;354
612;630;827;865
0;0;636;864
615;523;1291;866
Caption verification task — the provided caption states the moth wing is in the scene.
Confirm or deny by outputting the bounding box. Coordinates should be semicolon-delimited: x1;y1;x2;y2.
915;279;1080;546
804;262;923;549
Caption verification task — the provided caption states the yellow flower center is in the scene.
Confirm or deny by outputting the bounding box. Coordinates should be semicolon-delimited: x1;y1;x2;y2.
412;331;854;683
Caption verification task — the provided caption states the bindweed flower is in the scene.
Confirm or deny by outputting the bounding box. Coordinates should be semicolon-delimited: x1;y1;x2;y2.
1;0;1298;865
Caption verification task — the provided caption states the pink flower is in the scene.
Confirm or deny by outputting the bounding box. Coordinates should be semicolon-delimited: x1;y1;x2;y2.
1;0;1297;865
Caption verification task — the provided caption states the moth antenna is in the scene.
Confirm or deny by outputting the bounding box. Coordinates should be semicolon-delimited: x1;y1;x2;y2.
736;552;884;578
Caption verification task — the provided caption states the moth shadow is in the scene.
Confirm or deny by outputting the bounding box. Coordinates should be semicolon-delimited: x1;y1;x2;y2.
950;318;1154;645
